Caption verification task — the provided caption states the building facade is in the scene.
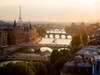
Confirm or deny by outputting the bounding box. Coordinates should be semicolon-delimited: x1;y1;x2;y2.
0;30;7;47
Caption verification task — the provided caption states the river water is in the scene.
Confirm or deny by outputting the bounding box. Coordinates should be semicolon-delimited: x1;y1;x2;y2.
38;29;72;52
0;29;72;66
39;29;72;45
39;38;72;45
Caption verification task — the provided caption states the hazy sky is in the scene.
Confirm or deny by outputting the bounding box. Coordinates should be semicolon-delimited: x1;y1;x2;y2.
0;0;100;22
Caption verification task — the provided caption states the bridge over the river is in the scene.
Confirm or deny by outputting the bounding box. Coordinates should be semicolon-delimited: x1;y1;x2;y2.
45;29;74;39
27;44;71;50
46;33;74;39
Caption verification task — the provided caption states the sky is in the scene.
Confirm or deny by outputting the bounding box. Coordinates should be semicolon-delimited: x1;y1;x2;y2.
0;0;100;23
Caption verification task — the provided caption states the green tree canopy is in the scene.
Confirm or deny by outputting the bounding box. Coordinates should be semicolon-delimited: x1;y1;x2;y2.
81;31;88;46
71;33;81;47
0;62;34;75
60;49;71;59
53;57;67;72
37;27;46;36
50;50;61;64
27;61;47;75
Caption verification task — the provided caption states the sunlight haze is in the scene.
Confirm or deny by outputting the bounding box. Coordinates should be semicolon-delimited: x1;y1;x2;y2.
0;0;100;22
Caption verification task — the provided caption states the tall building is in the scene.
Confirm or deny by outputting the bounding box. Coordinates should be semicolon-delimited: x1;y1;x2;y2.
18;6;23;27
13;20;17;28
12;20;26;44
0;30;7;47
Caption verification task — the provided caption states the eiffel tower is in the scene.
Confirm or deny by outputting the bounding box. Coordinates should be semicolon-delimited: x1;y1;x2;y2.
18;6;23;27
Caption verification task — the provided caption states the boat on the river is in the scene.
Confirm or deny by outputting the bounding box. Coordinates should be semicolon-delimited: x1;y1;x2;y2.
52;39;56;44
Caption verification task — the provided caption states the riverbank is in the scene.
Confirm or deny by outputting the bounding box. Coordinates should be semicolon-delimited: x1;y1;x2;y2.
33;36;42;44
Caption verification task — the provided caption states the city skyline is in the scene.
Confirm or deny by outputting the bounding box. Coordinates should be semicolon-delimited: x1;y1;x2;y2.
1;0;100;23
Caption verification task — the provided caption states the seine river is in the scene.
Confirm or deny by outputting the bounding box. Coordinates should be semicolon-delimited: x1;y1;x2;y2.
38;29;72;52
39;38;72;45
39;29;72;45
0;29;72;66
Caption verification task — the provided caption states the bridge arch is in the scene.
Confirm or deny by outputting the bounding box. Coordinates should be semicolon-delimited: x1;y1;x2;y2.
58;48;68;51
45;35;48;38
49;34;53;38
40;47;53;52
55;34;60;39
61;35;66;39
67;35;72;39
45;31;74;39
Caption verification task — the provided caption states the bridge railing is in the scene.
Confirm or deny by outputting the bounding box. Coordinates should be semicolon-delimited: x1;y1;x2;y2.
32;44;69;47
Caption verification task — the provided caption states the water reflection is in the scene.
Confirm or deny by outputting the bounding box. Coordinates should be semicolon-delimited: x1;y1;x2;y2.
45;29;72;39
39;29;72;45
40;47;53;52
67;35;72;39
45;35;48;38
39;38;71;45
55;34;60;39
61;35;66;39
58;48;67;51
50;34;53;38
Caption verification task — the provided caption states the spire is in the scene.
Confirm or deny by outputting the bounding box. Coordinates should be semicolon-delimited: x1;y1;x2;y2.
29;21;32;29
18;6;22;26
13;20;17;27
19;6;21;19
27;21;32;30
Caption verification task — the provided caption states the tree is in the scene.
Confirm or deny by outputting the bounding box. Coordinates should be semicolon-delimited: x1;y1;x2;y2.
31;62;47;75
60;49;71;59
70;33;82;55
37;27;46;36
71;33;81;47
53;57;67;72
82;31;88;46
70;46;82;55
42;61;52;75
0;62;34;75
50;50;61;64
0;61;49;75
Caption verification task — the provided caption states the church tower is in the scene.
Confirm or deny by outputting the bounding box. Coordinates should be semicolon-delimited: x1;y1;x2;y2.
18;6;23;27
13;20;17;27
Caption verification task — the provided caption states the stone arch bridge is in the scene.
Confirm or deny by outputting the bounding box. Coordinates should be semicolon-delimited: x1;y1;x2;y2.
45;33;74;39
28;44;71;50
